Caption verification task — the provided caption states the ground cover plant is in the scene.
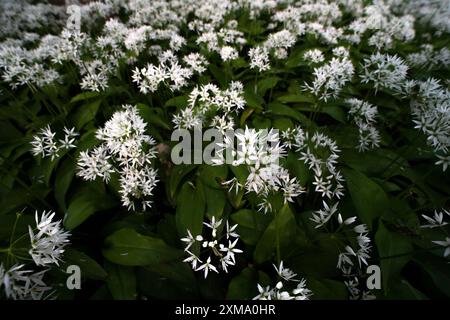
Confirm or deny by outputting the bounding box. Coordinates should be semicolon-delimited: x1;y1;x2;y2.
0;0;449;300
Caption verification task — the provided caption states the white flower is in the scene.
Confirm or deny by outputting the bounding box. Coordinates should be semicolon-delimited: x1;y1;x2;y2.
248;46;270;72
433;237;450;258
273;261;299;282
0;264;52;300
220;46;238;62
196;256;219;278
360;53;408;93
421;210;449;228
28;210;71;266
182;217;242;277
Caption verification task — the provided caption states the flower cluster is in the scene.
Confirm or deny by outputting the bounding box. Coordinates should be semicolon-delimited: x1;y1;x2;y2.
304;51;354;101
253;261;312;300
77;105;158;211
360;53;408;93
182;217;242;278
217;127;304;214
172;82;245;132
0;210;71;300
420;209;450;259
28;210;71;267
31;126;78;161
345;98;381;152
282;127;344;200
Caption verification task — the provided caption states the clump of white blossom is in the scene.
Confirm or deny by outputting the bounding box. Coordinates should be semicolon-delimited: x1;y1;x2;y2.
217;127;304;214
173;82;245;133
28;210;71;267
31;126;79;161
77;105;158;211
182;217;242;278
253;261;312;300
345;98;381;152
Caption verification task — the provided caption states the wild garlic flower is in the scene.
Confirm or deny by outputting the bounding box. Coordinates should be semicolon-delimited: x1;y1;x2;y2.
248;46;270;72
31;126;79;160
360;53;408;93
28;210;71;267
304;56;354;101
181;217;242;278
410;78;450;171
303;49;325;64
217;127;304;213
283;127;344;200
172;82;245;130
346;98;381;152
420;209;449;228
0;264;52;300
253;261;312;300
77;105;158;211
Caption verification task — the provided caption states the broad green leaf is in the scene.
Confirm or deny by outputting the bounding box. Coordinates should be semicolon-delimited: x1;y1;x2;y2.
227;267;259;299
103;228;182;266
307;278;348;300
342;168;389;229
257;77;280;96
254;204;297;264
176;180;206;240
105;262;136;300
64;186;117;230
54;157;75;211
63;248;107;280
376;221;413;294
72;99;101;130
414;252;450;297
231;209;272;246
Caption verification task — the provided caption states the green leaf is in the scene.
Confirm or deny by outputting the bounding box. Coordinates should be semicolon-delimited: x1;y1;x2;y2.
136;103;171;130
243;89;264;110
168;164;196;200
64;186;117;230
105;262;136;300
307;278;348;300
63;248;107;280
164;95;188;108
376;221;413;294
72;99;101;130
103;228;183;266
257;77;280;96
204;186;226;219
70;91;101;103
231;209;272;246
267;101;313;127
254;204;297;264
342;168;389;229
198;164;228;188
276;94;315;104
175;180;206;242
227;267;259;299
414;252;450;297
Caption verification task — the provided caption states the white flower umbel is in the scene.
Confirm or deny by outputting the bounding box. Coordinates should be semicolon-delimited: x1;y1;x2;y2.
217;126;304;213
31;125;79;160
181;217;242;278
304;56;354;101
0;264;52;300
77;105;158;211
173;82;245;130
254;261;312;300
360;53;408;93
282;127;344;200
28;210;71;267
248;46;270;72
345;98;381;152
